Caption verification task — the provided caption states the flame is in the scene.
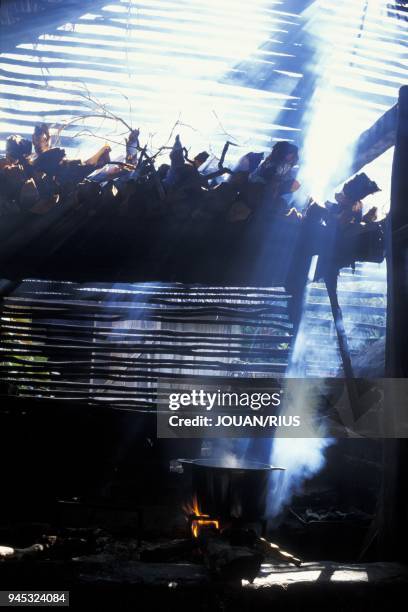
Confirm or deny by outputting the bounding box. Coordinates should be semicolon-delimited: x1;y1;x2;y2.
183;495;219;538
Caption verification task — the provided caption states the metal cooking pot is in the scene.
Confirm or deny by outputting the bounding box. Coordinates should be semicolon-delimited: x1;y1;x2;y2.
178;458;285;521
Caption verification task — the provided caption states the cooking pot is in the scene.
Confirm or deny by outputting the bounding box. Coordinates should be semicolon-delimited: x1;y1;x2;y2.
178;458;285;521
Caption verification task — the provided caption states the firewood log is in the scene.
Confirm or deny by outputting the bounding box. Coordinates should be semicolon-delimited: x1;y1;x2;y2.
0;543;44;561
0;546;14;558
255;536;302;566
85;145;111;168
20;178;40;209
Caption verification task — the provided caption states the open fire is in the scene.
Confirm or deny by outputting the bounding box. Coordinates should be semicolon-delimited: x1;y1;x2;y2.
179;495;301;582
183;496;220;538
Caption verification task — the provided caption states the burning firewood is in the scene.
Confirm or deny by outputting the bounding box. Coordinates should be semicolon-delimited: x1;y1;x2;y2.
255;536;302;567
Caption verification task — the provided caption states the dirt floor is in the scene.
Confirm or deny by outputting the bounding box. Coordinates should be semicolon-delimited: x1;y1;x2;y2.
1;557;407;611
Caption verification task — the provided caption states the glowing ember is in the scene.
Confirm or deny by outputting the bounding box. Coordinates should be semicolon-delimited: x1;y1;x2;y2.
183;495;219;538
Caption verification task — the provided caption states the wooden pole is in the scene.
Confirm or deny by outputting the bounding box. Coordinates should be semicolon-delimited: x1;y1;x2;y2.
324;272;363;422
377;86;408;561
325;273;354;379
